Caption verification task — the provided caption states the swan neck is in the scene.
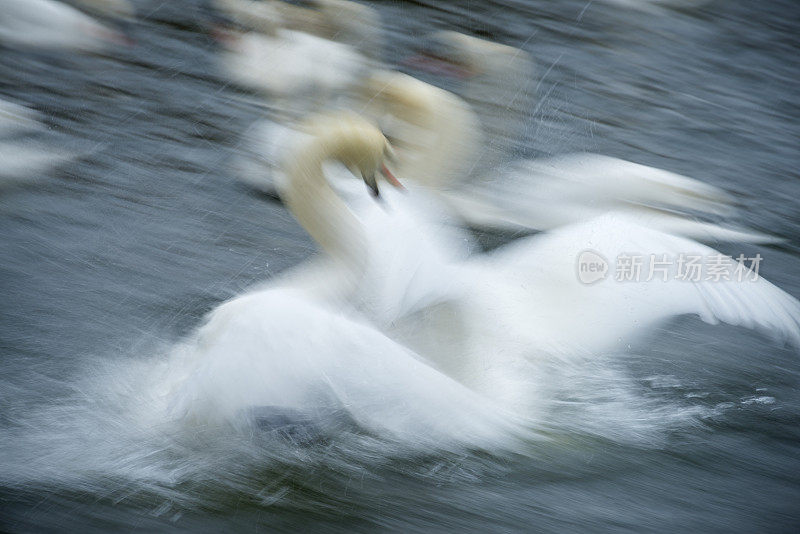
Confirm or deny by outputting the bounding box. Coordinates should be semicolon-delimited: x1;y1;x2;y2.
283;143;367;287
401;93;481;189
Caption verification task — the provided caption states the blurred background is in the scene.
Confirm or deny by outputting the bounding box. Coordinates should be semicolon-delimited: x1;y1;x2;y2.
1;0;799;532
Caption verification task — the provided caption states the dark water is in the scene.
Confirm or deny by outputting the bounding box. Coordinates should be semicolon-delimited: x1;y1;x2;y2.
1;0;799;531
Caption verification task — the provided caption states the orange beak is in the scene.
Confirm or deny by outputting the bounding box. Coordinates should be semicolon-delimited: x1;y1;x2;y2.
381;164;404;190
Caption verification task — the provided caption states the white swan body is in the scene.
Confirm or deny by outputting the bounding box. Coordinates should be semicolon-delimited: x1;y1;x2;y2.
216;0;382;57
218;28;367;110
167;287;522;446
214;0;375;117
0;0;129;52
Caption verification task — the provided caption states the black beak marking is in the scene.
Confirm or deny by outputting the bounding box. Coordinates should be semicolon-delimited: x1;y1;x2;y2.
363;173;380;199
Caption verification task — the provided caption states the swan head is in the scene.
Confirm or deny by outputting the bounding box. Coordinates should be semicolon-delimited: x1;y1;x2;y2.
403;31;534;81
361;71;443;127
300;113;402;198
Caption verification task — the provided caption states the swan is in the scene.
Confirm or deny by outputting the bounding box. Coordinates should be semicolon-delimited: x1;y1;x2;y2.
216;0;382;59
238;68;777;244
268;112;471;325
234;69;481;197
167;113;521;446
399;31;779;242
0;0;133;52
269;115;800;407
439;154;781;243
403;31;536;177
172;110;800;443
243;113;800;388
213;1;372;117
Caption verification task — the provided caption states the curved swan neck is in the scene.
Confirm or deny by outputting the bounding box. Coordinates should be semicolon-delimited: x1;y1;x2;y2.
282;118;386;295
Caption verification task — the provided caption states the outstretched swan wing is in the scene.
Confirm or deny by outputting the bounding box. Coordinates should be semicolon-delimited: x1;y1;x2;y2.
442;154;779;244
489;213;800;353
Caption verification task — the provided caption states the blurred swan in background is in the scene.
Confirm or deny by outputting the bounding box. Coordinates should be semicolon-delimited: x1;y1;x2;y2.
402;31;778;243
238;66;777;244
440;155;781;243
235;70;481;197
404;31;536;177
0;0;133;52
217;0;382;60
214;0;376;116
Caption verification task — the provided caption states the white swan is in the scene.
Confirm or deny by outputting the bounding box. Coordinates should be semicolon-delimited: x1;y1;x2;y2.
400;32;778;242
214;1;372;117
403;31;536;177
172;111;800;442
234;70;481;197
440;154;781;243
168;114;520;446
268;112;471;325
271;115;800;407
238;69;777;244
216;0;382;58
0;0;132;52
